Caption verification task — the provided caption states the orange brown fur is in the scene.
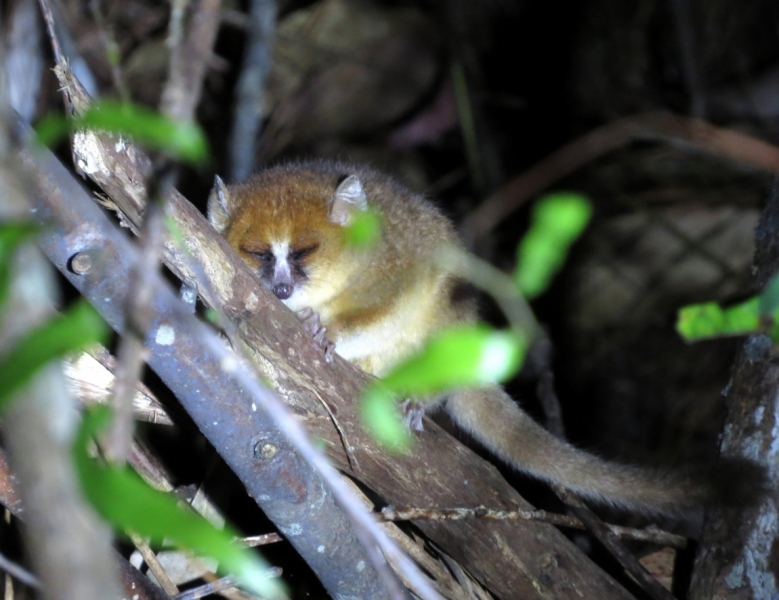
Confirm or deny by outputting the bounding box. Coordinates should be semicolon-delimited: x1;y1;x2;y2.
210;160;765;525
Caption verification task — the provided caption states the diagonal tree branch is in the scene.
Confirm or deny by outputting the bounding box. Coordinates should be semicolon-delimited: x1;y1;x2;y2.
19;126;414;600
42;57;642;600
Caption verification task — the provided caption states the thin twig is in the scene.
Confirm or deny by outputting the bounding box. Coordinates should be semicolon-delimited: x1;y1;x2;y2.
7;0;45;123
106;171;174;464
173;570;282;600
379;506;687;549
241;533;283;547
0;551;39;589
129;533;180;596
160;0;223;121
462;111;779;241
36;0;65;67
227;0;277;182
40;0;169;466
340;476;480;600
553;485;677;600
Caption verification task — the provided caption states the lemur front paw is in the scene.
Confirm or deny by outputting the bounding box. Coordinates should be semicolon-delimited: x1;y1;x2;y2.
400;399;425;432
297;308;335;363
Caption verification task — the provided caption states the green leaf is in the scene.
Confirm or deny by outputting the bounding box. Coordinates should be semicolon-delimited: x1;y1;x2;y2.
676;298;761;341
360;325;526;449
360;385;413;451
759;273;779;315
515;193;592;299
74;406;285;599
35;101;209;166
380;325;526;396
0;300;108;410
342;208;381;249
0;222;42;311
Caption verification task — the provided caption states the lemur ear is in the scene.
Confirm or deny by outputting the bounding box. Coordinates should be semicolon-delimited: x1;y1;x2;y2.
329;175;367;226
207;175;232;233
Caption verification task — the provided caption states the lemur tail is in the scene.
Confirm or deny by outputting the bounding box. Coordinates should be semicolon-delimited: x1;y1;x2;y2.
445;386;766;523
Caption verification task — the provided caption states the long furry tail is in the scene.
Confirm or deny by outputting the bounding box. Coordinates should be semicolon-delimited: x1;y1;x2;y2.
445;386;767;522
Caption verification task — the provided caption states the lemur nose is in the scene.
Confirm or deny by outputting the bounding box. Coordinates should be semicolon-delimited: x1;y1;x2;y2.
273;283;293;299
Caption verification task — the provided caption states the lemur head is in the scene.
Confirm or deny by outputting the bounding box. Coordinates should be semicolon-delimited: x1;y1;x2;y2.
207;164;368;310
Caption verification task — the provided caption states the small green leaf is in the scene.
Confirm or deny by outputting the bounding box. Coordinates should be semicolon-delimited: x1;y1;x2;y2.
360;325;526;449
677;298;761;341
0;300;108;410
760;273;779;315
75;407;285;599
361;385;413;451
0;222;42;310
343;208;381;249
382;325;526;397
515;193;592;299
35;101;209;166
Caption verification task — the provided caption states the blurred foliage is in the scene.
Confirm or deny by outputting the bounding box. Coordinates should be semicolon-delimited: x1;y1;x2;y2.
343;207;382;249
0;221;41;310
0;223;280;597
36;100;209;166
0;296;107;411
678;276;779;343
0;221;108;408
515;193;592;299
75;406;285;599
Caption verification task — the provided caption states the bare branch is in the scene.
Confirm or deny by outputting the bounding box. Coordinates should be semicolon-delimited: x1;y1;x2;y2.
462;111;779;241
242;534;283;547
105;177;171;465
173;570;282;600
88;0;130;102
227;0;277;182
130;532;180;596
